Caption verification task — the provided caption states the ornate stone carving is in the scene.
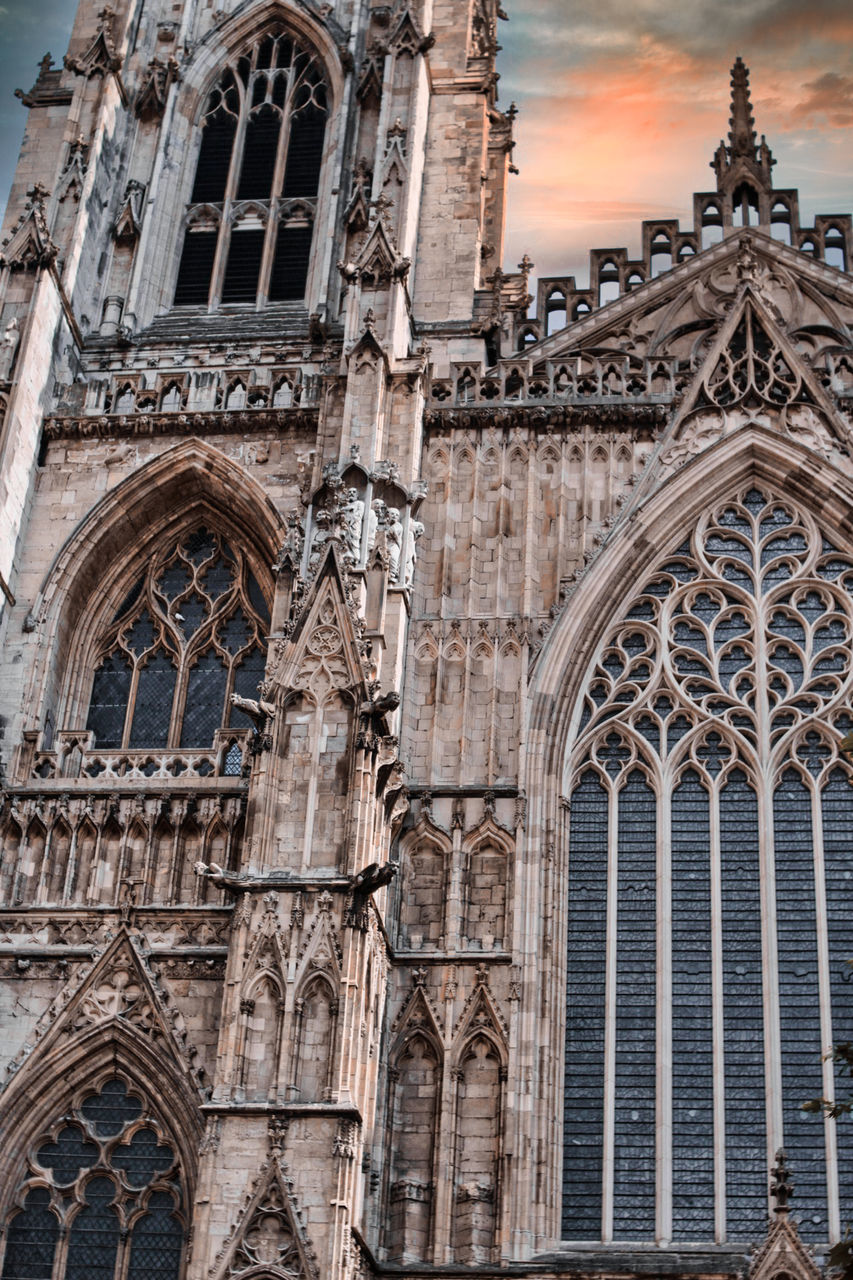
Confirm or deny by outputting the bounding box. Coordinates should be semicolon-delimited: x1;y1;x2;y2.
135;55;180;119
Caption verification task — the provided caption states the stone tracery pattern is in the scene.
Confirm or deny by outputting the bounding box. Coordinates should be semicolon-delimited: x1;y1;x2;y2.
0;1076;185;1280
564;485;853;1246
174;26;329;308
85;526;269;752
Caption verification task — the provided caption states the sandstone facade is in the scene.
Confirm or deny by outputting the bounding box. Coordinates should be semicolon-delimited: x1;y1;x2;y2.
0;6;852;1280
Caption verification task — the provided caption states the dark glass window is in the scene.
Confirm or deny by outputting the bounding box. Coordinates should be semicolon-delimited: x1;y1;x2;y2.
565;485;853;1244
174;28;328;308
1;1078;184;1280
85;526;269;751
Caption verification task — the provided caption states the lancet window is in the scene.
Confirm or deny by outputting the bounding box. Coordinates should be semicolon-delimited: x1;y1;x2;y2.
0;1077;186;1280
174;27;329;308
563;485;853;1246
85;526;269;750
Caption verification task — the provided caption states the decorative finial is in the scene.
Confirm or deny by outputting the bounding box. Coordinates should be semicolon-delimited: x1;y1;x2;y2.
728;56;757;160
770;1148;793;1213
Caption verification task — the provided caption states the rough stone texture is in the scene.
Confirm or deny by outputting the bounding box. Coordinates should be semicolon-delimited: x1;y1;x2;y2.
0;9;851;1280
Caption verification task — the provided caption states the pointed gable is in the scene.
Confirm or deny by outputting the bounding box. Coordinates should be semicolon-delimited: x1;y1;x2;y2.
3;929;207;1094
211;1156;319;1280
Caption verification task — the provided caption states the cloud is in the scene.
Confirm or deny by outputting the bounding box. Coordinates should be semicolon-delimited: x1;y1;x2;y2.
498;0;853;281
797;72;853;126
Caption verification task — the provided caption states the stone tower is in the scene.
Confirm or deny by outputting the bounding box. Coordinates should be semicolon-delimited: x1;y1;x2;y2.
2;6;853;1279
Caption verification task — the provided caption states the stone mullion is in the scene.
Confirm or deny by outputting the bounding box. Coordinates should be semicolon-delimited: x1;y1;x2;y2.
257;75;294;306
601;774;619;1243
139;806;159;906
86;807;109;904
521;431;535;621
61;816;82;904
464;441;480;620
113;1224;132;1280
33;808;55;904
209;897;255;1102
299;705;322;873
445;814;464;951
556;435;570;607
168;801;188;902
208;82;248;310
330;927;362;1273
810;774;839;1240
709;774;727;1243
120;659;143;750
655;765;672;1244
580;427;591;563
486;632;497;785
435;1062;460;1263
755;591;783;1178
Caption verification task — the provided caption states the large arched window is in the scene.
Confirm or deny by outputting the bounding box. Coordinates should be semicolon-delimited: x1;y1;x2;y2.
174;27;329;308
1;1077;186;1280
85;526;269;750
563;485;853;1246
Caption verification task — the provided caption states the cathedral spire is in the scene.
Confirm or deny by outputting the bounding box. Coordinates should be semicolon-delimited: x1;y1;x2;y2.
711;56;775;211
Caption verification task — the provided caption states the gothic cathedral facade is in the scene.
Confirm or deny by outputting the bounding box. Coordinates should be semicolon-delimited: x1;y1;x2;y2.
0;0;853;1276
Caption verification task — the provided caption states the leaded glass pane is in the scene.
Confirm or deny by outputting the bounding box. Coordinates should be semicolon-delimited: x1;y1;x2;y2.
81;1079;142;1135
127;1193;184;1279
65;1176;120;1280
1;1189;57;1280
36;1125;98;1184
129;651;177;749
113;1130;175;1187
86;653;132;748
180;650;228;747
562;771;607;1239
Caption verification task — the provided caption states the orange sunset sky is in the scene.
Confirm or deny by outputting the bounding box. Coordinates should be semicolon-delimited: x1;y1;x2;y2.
0;0;851;283
498;0;853;286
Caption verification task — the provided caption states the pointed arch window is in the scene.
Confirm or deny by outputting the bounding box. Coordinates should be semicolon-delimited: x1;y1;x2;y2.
563;485;853;1246
174;27;329;309
0;1077;186;1280
85;526;270;750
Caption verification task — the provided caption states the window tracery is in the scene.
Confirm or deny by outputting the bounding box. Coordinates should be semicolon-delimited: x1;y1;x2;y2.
564;485;853;1246
0;1077;185;1280
85;526;269;751
174;27;329;308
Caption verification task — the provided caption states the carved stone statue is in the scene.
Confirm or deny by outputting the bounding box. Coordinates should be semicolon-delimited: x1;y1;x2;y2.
368;498;386;551
0;317;20;382
341;487;365;562
308;507;332;571
385;506;404;580
403;519;425;587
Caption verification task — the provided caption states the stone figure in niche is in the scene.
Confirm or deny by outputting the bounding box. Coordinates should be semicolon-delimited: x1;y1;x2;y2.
385;507;404;580
0;317;20;382
341;487;365;562
368;498;387;551
308;508;332;571
403;519;425;588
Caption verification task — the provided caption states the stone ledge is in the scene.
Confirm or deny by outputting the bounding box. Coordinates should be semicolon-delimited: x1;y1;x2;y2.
43;406;320;440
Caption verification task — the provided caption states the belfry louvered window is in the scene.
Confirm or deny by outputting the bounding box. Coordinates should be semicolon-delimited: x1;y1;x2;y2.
563;486;853;1246
0;1077;185;1280
173;27;328;308
85;527;269;749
